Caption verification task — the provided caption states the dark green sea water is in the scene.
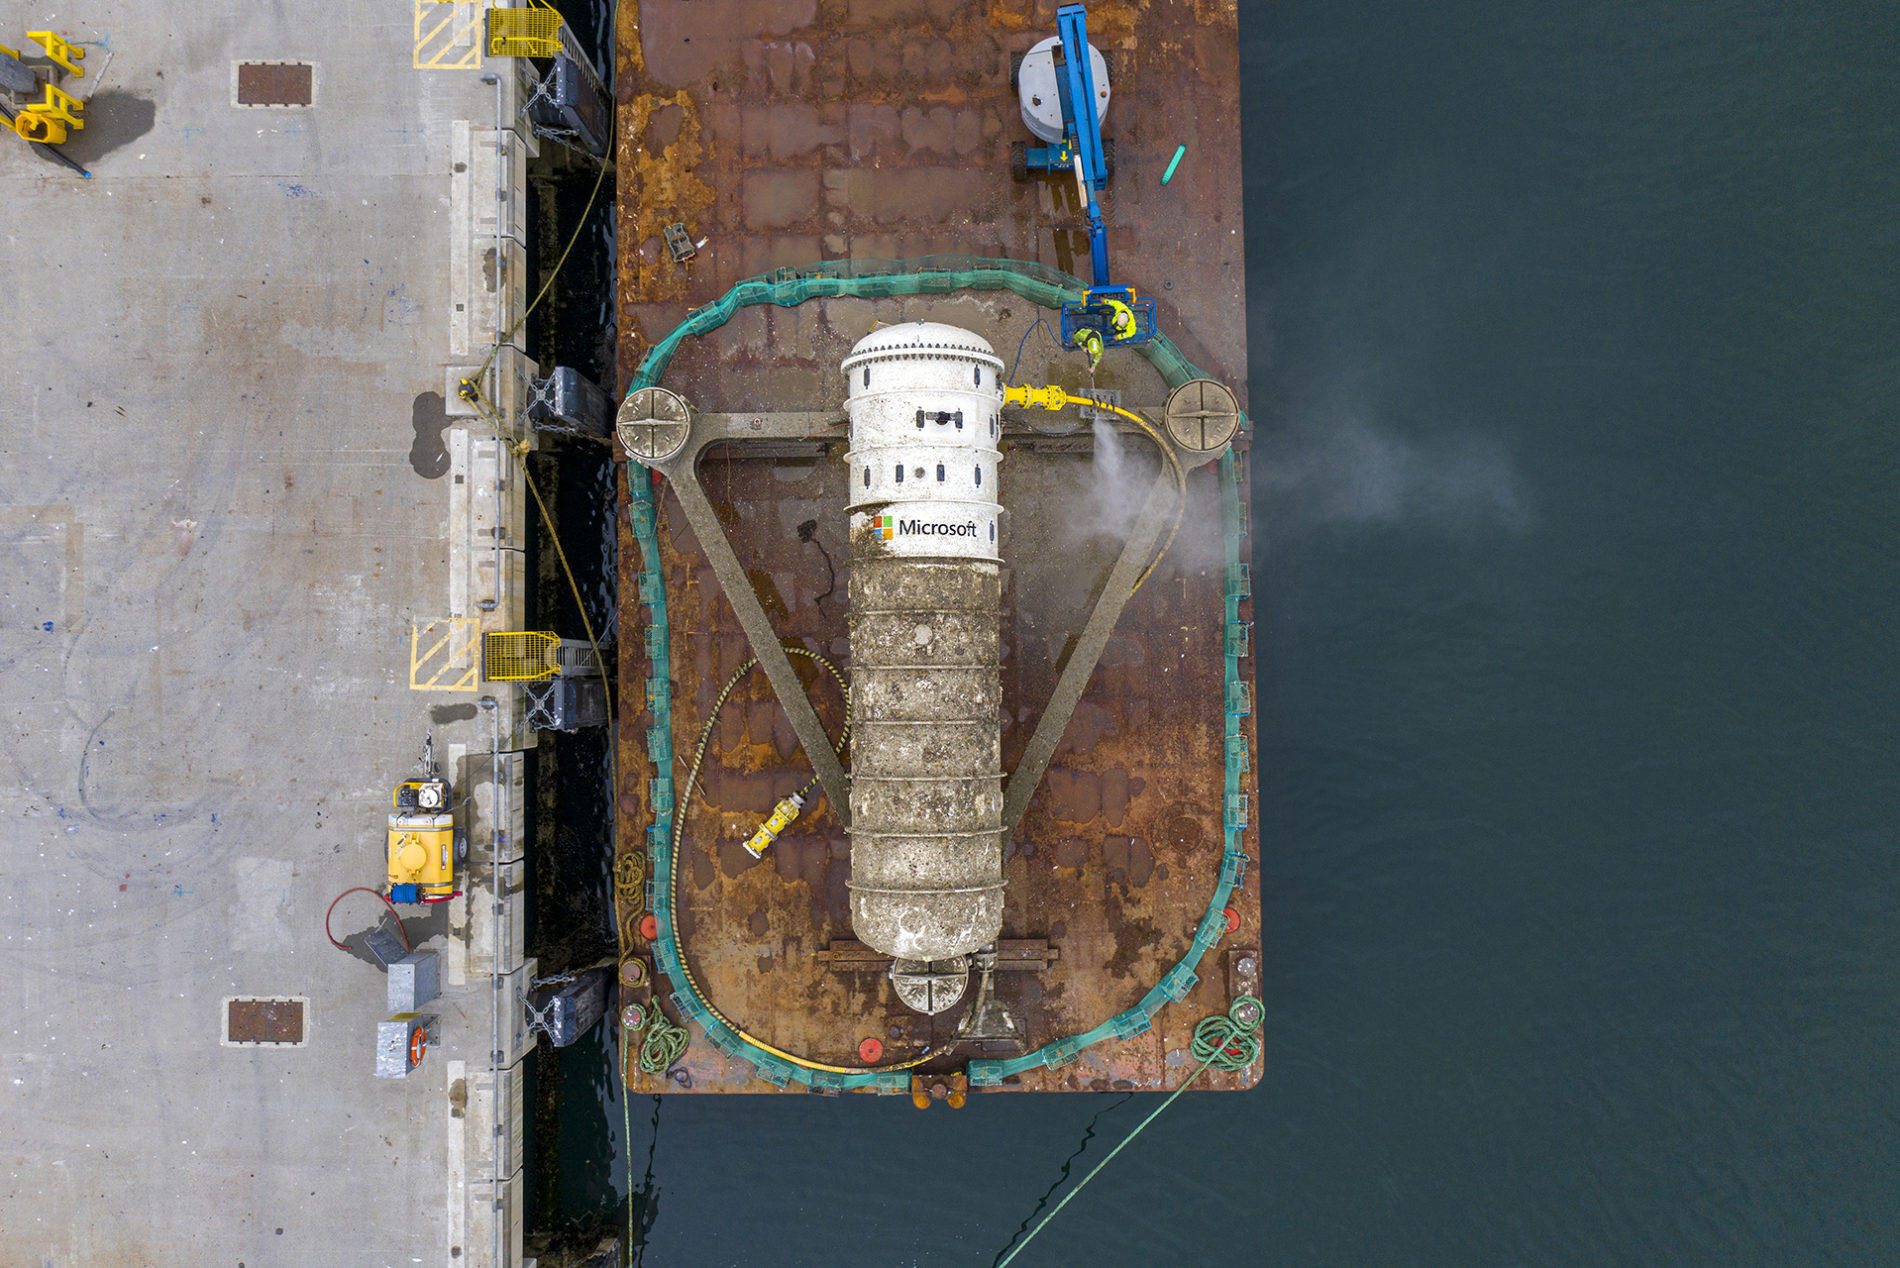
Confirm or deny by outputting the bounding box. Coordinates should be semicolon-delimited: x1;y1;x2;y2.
575;1;1900;1262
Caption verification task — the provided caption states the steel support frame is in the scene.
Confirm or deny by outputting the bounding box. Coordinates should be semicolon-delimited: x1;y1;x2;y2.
639;408;1187;843
1001;465;1178;832
648;411;854;823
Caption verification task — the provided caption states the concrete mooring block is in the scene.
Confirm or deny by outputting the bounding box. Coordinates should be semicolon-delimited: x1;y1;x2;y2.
388;950;441;1012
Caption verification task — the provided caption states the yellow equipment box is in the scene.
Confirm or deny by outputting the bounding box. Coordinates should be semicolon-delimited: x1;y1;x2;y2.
386;747;461;902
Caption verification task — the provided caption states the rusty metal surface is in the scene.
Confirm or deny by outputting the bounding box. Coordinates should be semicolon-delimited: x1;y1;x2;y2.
234;62;312;107
225;998;306;1045
612;0;1258;1095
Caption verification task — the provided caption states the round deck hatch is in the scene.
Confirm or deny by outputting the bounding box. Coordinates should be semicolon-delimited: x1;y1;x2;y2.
1163;378;1240;457
617;386;693;464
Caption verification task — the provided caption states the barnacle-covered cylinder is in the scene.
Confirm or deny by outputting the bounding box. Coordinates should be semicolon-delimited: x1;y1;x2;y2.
842;322;1006;964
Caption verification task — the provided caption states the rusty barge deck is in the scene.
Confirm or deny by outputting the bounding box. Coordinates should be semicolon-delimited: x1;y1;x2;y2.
610;0;1257;1096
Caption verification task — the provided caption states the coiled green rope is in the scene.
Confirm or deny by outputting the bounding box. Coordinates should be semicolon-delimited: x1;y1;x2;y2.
1191;994;1263;1071
638;1009;690;1075
614;850;647;899
614;850;648;952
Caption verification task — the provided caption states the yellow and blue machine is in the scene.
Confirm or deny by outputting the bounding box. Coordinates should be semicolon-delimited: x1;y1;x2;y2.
386;738;461;903
1013;5;1157;362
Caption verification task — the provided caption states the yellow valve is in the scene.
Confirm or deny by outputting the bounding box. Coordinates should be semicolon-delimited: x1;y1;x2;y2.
1002;384;1069;411
27;30;85;77
743;793;805;858
1006;383;1122;414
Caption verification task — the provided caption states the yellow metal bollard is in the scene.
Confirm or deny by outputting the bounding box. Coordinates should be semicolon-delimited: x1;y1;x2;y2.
26;30;84;77
13;111;67;144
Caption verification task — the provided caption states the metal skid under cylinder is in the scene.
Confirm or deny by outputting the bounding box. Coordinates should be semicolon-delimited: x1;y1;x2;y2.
843;323;1008;1008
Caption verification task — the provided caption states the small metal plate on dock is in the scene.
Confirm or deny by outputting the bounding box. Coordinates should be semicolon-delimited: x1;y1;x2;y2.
233;61;313;108
222;996;309;1047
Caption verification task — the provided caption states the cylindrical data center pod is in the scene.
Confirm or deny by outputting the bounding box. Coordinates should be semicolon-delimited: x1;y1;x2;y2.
842;322;1007;962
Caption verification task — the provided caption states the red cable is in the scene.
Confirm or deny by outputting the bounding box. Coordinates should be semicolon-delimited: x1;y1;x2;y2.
325;886;410;954
420;891;463;904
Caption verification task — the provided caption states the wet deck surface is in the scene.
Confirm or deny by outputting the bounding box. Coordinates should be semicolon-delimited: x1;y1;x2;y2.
613;0;1258;1094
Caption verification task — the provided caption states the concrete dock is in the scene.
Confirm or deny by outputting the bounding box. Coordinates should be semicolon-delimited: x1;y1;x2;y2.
1;7;551;1264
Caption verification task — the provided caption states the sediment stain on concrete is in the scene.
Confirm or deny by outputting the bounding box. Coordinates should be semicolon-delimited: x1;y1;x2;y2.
410;392;450;478
43;90;155;165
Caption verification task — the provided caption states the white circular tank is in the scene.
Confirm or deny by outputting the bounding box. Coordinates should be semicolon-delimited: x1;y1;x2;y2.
843;322;1005;562
1017;34;1110;145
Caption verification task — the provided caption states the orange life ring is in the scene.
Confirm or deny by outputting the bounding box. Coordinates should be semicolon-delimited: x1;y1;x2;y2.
409;1028;427;1065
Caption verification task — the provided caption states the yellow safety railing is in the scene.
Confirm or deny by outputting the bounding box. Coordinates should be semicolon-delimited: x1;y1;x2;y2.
10;83;84;145
483;630;561;681
484;3;563;58
27;30;85;77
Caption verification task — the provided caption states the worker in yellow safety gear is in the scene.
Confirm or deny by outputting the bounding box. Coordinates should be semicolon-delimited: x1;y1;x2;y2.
1079;327;1105;372
1104;298;1137;342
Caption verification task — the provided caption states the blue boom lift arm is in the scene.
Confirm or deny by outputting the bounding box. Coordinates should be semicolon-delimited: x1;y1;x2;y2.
1040;4;1156;356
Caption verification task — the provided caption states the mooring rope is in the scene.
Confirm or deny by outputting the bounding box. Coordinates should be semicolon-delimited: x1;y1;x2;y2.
994;995;1264;1267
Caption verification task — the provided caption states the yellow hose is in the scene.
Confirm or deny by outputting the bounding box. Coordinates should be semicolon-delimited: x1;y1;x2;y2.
1004;384;1189;593
669;652;937;1077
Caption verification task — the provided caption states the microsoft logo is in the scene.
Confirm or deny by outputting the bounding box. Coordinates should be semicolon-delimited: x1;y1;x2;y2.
868;513;980;540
